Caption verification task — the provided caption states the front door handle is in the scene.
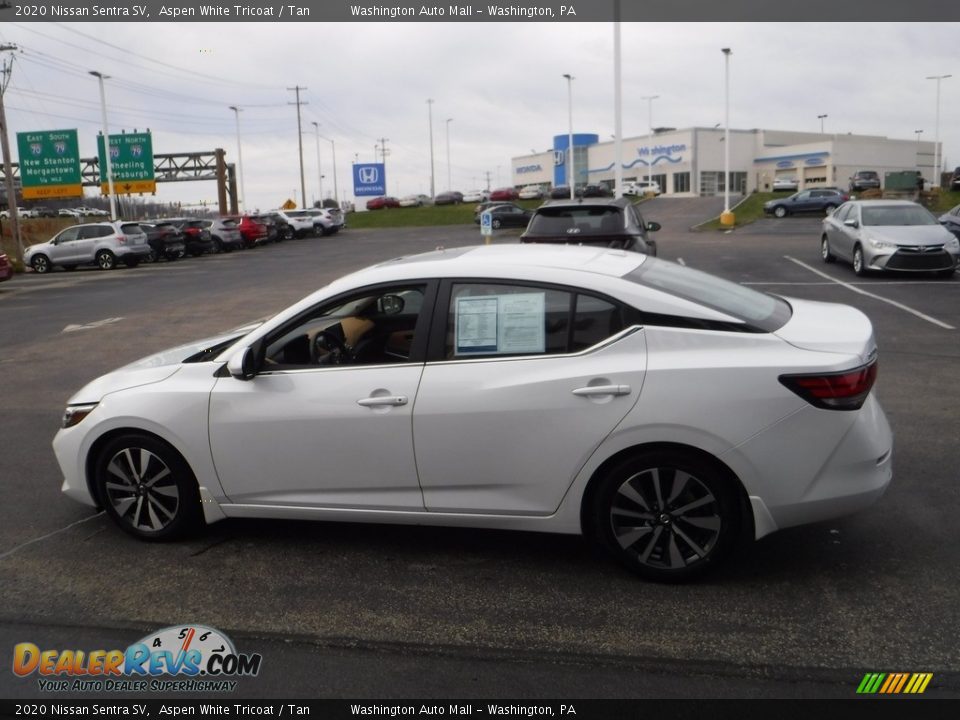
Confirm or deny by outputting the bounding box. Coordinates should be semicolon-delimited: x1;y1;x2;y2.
357;395;408;407
572;384;631;397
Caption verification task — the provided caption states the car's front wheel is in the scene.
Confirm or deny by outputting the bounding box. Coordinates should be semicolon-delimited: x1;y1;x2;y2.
95;434;203;541
31;254;52;274
821;236;836;263
853;245;868;276
773;206;787;218
590;451;740;582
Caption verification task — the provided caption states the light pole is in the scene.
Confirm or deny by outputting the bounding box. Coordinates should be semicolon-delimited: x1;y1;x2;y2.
229;106;246;213
915;129;923;143
427;99;435;199
90;71;117;221
445;118;453;192
311;121;323;205
926;74;951;187
613;11;623;198
720;48;734;227
563;73;574;199
641;95;659;186
818;113;828;133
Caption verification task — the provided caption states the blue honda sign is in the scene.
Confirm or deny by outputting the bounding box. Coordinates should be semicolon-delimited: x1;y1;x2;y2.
353;163;386;197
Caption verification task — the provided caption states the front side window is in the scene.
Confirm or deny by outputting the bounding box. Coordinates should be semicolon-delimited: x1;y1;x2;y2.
445;283;625;359
263;284;428;370
55;227;81;244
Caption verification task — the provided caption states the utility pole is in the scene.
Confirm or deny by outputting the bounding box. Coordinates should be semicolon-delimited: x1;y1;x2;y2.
311;121;323;205
376;137;390;170
288;85;308;208
483;170;492;192
0;44;24;266
427;99;435;199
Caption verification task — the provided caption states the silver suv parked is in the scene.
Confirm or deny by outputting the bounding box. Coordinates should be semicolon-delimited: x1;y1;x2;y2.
24;222;150;274
273;209;318;238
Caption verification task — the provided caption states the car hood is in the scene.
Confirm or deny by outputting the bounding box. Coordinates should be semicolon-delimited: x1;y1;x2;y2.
774;297;875;362
864;225;955;246
66;321;263;404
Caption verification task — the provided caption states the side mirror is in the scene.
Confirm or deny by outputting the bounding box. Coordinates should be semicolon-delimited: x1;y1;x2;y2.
226;343;261;380
844;219;859;229
645;221;661;232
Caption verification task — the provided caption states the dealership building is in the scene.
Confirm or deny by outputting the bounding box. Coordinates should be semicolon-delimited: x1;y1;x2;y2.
512;128;939;195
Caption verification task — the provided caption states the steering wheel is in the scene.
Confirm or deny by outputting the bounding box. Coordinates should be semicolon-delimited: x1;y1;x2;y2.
312;331;348;364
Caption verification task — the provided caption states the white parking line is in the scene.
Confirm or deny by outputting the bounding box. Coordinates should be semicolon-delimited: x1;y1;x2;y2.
784;256;955;330
0;512;104;561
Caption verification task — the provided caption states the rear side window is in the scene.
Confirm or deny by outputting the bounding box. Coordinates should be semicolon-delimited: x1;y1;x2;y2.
528;207;624;235
444;282;625;359
627;258;792;332
120;224;143;235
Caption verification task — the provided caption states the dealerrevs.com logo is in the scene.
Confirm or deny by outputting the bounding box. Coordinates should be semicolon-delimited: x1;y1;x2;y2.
13;625;262;693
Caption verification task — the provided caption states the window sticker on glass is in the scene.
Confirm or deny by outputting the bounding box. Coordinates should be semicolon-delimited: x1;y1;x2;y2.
454;293;546;356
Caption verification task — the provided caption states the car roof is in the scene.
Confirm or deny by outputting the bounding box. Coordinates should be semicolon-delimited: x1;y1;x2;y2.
352;244;647;285
846;199;921;207
540;196;632;209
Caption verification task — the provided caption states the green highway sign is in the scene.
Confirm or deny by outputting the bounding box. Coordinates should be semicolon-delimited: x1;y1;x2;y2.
97;132;156;194
16;129;83;199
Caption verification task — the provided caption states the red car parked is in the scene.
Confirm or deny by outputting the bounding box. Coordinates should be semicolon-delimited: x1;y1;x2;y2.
236;215;269;248
489;187;520;201
366;196;401;210
0;253;13;282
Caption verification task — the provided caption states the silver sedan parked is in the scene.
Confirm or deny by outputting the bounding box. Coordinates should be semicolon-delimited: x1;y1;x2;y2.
821;200;959;277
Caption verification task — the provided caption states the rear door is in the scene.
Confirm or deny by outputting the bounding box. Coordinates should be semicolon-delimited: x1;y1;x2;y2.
413;280;647;515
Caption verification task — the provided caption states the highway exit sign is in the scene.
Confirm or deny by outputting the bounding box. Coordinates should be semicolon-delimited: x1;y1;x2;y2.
97;132;157;194
16;129;83;199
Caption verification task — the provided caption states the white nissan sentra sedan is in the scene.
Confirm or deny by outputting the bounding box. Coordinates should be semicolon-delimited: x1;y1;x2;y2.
54;245;892;581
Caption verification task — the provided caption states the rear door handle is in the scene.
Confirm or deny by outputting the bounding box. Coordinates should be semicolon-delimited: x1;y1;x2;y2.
572;385;631;397
357;395;408;407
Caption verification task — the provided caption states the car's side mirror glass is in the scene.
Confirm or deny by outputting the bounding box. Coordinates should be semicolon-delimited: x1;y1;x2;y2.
379;294;405;315
844;219;859;228
646;221;661;232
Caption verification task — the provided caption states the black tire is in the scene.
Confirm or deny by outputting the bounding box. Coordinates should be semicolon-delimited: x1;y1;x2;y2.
282;226;294;241
773;206;787;218
214;238;225;254
146;249;159;263
31;254;52;274
96;250;116;271
492;218;502;229
590;450;740;582
124;257;140;268
853;245;868;277
94;433;203;541
821;236;836;263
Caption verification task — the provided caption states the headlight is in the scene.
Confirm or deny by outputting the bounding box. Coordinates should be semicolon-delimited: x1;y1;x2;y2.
62;403;98;429
868;237;895;250
946;236;960;251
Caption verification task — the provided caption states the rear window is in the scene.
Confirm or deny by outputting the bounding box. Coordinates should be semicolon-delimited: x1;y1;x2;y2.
220;219;239;228
120;223;144;235
627;258;792;332
527;207;624;235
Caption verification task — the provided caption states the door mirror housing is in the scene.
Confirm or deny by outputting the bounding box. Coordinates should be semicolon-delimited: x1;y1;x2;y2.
226;342;262;380
844;219;860;229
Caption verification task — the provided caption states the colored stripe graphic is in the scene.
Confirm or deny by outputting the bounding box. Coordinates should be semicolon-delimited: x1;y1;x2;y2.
857;672;932;694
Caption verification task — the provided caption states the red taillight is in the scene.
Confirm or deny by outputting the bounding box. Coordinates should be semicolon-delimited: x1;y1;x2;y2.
116;235;127;244
779;360;877;411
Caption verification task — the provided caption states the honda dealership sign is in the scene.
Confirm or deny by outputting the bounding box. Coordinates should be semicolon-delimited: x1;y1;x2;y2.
352;163;386;197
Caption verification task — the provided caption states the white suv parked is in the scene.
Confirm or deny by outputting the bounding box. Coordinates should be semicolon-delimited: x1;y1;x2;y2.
622;180;662;197
24;222;150;273
272;209;318;238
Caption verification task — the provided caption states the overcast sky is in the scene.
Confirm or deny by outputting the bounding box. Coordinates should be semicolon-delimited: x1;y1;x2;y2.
2;21;957;210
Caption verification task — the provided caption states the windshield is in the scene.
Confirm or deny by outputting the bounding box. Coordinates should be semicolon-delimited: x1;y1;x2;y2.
527;207;625;235
861;205;937;226
627;257;792;332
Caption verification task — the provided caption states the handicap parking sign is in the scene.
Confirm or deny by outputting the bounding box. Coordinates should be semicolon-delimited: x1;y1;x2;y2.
480;210;493;237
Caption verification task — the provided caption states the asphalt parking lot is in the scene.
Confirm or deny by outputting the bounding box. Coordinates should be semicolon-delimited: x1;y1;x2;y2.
1;210;958;699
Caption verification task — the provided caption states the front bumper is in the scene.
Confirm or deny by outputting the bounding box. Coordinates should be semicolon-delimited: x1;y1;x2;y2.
869;248;957;272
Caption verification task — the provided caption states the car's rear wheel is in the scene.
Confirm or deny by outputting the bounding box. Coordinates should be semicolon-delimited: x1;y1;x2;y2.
213;238;224;254
821;236;836;263
773;206;787;218
96;250;116;271
95;434;203;541
853;245;868;276
492;218;502;229
31;254;51;274
591;451;740;582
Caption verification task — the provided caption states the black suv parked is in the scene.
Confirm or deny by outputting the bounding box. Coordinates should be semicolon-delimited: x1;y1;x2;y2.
519;197;660;255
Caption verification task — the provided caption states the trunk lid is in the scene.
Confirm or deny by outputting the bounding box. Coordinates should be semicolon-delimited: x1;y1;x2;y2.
775;297;876;362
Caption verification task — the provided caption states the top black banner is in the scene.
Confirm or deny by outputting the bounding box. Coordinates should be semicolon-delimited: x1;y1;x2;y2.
1;0;959;22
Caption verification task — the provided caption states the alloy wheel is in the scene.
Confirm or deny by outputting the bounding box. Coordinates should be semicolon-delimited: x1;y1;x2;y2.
103;447;180;533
